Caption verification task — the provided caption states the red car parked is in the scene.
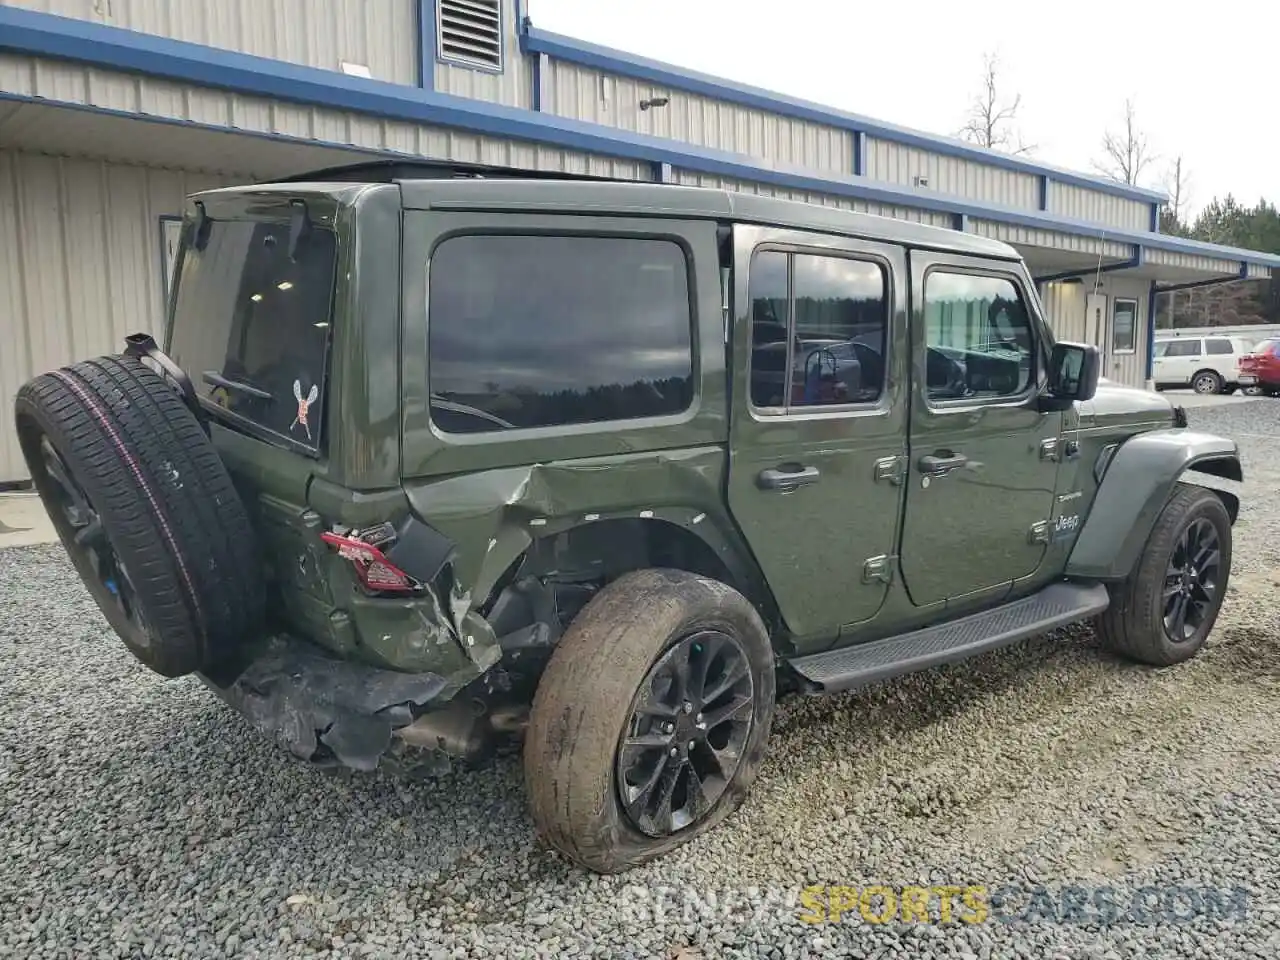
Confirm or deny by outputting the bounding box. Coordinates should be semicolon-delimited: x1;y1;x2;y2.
1238;338;1280;395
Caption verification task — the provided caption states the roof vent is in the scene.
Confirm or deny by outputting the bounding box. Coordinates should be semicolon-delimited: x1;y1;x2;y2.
438;0;504;71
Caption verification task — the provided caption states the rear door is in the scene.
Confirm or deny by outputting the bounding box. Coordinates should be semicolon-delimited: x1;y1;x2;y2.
726;226;908;647
1165;338;1203;384
899;251;1061;606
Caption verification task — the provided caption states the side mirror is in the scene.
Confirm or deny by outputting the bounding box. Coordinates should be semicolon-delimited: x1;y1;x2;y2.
1042;341;1099;410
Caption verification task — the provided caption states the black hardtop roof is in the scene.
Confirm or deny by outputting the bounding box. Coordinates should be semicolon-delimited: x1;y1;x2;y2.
229;158;1022;260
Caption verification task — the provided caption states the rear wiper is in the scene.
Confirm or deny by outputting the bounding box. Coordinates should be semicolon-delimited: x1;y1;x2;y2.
202;371;273;401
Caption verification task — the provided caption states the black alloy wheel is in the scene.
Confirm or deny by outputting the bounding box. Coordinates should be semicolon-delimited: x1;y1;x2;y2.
615;629;755;837
1163;516;1222;644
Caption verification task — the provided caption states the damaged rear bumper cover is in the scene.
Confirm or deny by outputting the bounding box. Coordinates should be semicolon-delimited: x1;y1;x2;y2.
200;633;467;773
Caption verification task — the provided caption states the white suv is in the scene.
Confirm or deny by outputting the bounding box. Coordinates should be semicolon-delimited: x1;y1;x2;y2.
1153;334;1255;394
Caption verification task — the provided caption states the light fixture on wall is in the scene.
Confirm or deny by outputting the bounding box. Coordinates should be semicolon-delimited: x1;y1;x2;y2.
639;96;670;111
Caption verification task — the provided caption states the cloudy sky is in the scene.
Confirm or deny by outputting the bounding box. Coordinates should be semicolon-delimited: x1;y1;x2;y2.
528;0;1275;217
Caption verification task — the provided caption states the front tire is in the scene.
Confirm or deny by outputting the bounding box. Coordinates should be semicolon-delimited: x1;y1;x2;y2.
523;568;775;873
1192;370;1224;395
1096;484;1231;666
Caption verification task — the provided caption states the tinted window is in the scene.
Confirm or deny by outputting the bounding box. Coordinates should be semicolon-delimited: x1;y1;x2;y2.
1112;299;1138;353
749;250;888;409
1154;341;1171;357
1165;340;1200;357
1206;338;1234;355
428;235;692;433
924;272;1033;400
168;219;336;449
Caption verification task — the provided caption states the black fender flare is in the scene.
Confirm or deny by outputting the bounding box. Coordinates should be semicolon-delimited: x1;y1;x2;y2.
1065;429;1241;581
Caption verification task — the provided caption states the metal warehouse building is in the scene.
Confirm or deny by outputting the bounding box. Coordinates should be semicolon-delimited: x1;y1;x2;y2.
3;0;1279;482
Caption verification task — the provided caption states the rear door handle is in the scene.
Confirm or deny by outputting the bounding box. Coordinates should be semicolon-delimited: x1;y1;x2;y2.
918;452;969;476
757;464;821;491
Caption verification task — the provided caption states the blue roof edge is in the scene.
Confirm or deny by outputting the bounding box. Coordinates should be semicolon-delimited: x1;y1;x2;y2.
1;6;1275;270
521;25;1169;206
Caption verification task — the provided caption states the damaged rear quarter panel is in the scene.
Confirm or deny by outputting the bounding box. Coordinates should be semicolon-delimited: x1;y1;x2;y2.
401;447;758;611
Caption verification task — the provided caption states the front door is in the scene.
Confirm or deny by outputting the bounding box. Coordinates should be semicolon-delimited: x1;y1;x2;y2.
727;226;908;646
899;252;1062;606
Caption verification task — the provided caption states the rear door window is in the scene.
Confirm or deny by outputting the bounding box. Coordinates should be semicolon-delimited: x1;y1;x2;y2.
1206;338;1234;355
168;219;337;450
1164;340;1200;358
427;234;693;434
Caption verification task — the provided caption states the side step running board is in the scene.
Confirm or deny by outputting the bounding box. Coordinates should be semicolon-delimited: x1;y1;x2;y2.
788;582;1110;694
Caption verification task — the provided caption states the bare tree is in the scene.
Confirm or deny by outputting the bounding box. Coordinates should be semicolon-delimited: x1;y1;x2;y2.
957;52;1035;155
1162;155;1192;224
1094;99;1155;186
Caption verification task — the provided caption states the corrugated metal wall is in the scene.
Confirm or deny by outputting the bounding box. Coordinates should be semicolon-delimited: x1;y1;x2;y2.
863;137;1040;211
543;61;854;174
1;0;419;85
970;219;1133;261
1145;247;1239;276
0;150;246;482
0;54;655;181
670;169;954;227
1037;277;1148;388
1051;180;1148;233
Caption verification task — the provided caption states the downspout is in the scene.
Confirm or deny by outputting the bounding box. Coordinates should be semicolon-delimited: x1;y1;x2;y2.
1145;280;1158;389
416;0;435;90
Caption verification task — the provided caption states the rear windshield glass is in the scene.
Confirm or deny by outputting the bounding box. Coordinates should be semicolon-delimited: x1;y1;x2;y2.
167;219;336;450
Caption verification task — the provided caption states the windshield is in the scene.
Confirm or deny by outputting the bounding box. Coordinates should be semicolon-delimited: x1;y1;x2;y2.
167;218;337;451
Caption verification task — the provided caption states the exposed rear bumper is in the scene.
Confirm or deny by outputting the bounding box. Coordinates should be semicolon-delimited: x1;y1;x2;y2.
200;633;467;774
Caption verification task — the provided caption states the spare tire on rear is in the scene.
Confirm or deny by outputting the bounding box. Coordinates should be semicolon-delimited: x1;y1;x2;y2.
13;354;265;678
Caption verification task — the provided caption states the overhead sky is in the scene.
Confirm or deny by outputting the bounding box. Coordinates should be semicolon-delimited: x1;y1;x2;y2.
527;0;1275;218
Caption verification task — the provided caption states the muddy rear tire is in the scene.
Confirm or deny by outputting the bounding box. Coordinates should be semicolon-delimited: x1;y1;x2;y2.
14;354;265;677
523;568;775;873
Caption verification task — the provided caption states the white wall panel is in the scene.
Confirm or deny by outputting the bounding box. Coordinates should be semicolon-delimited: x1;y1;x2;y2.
0;151;245;482
545;60;853;175
970;218;1133;260
864;136;1040;211
2;0;420;85
1052;180;1149;233
1145;247;1239;276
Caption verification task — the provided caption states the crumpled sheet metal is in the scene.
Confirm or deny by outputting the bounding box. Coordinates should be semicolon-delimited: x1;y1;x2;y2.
208;634;451;772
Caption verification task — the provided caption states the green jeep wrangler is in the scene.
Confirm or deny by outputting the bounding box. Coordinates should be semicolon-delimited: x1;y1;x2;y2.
14;161;1241;874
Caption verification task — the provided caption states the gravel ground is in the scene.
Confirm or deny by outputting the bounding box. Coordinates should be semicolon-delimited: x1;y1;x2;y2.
3;400;1280;960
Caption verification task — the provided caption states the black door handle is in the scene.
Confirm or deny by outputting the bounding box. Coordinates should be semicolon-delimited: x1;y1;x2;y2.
757;464;821;491
918;452;969;476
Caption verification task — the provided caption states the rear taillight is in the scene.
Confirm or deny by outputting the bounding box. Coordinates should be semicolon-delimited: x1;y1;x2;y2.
320;531;421;594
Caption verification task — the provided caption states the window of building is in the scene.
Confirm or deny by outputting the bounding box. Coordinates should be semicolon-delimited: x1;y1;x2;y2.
748;250;888;410
437;0;503;71
1112;298;1138;354
168;219;337;450
1164;339;1200;358
1205;338;1235;355
923;271;1034;401
428;234;693;434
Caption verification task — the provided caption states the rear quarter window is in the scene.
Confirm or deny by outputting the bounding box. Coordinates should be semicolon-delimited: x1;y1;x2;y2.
167;218;337;450
427;234;694;434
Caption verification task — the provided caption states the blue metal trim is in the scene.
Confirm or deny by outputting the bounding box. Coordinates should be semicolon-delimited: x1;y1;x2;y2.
1145;281;1158;381
952;213;968;232
1038;175;1049;211
1033;250;1143;285
853;131;867;177
522;26;1167;206
416;0;434;90
1239;261;1249;278
1149;202;1159;233
6;8;1279;268
515;0;527;30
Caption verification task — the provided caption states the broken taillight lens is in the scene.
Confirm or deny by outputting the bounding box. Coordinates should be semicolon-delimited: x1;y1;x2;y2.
319;531;420;594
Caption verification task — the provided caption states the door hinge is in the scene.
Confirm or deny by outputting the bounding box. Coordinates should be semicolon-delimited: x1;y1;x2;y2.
1028;520;1050;545
1039;438;1059;461
873;456;906;485
862;554;896;584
